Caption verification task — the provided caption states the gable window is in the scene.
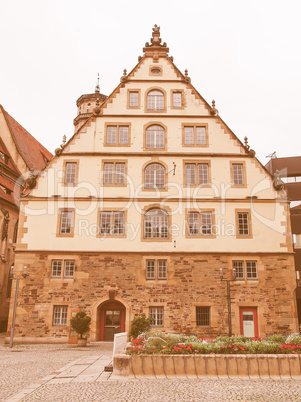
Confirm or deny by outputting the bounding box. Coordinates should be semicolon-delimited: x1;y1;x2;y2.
103;162;126;185
145;163;166;189
149;307;164;326
59;211;73;235
183;125;207;146
53;305;68;326
99;211;125;236
145;125;165;149
147;90;164;111
237;211;250;237
172;92;182;108
196;306;210;326
65;162;77;185
185;163;209;186
144;208;168;239
129;91;139;108
232;163;244;185
105;125;129;146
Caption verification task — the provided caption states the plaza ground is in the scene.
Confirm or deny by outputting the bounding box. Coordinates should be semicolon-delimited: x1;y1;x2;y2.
1;334;301;401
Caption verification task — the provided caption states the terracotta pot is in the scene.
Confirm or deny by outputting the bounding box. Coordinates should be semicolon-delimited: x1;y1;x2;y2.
77;338;87;346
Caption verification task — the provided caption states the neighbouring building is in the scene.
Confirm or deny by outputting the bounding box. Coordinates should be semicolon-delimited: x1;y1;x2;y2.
265;156;301;327
6;26;298;343
0;105;52;331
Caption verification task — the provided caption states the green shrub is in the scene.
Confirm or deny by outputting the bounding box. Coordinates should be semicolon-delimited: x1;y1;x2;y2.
285;333;301;345
130;314;151;339
70;311;91;339
265;334;286;344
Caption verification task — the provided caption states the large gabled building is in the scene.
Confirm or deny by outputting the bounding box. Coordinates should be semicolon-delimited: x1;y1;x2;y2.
6;26;298;343
0;105;52;331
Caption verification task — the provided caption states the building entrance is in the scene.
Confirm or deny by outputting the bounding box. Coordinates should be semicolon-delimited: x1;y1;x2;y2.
98;300;125;341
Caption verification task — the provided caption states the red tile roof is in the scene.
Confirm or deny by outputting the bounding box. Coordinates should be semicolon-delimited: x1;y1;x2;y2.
1;105;52;171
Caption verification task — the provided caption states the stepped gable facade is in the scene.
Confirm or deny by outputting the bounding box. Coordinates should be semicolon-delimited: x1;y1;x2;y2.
7;26;298;343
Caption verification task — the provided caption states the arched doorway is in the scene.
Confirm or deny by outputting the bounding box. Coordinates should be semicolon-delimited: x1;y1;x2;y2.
97;300;126;341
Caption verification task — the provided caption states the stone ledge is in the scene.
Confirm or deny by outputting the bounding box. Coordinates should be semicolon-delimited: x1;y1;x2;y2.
113;354;301;379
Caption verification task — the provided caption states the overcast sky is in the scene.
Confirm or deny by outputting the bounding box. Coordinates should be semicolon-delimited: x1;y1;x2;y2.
1;0;300;164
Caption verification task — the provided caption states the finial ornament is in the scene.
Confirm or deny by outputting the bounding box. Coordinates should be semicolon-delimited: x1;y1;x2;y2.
273;169;284;191
95;73;100;93
143;25;169;58
185;69;188;77
120;69;128;83
62;135;66;146
123;69;127;76
244;136;250;151
210;99;219;116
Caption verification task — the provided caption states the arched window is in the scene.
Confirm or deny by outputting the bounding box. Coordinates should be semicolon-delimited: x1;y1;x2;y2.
144;209;168;239
147;90;164;111
145;125;165;149
145;163;166;189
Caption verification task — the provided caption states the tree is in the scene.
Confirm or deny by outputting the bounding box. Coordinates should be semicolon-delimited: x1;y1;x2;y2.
130;314;151;339
70;311;91;339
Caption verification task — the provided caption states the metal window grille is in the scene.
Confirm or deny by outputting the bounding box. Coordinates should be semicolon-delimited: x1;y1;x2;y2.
238;213;249;235
246;261;258;279
64;260;75;278
173;92;182;108
60;211;72;234
188;212;199;235
233;260;244;279
107;126;117;144
158;260;167;279
196;306;210;326
146;125;165;148
185;164;196;185
115;163;125;185
52;260;62;277
147;90;164;111
53;305;68;326
233;164;244;185
198;164;209;185
113;212;124;235
118;126;129;145
146;260;155;279
196;127;206;145
145;163;165;188
100;212;112;235
201;212;212;235
65;162;77;184
103;163;114;184
129;92;139;107
149;307;164;326
184;127;194;145
144;209;168;239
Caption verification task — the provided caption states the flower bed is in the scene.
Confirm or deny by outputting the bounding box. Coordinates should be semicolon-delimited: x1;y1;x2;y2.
126;331;301;356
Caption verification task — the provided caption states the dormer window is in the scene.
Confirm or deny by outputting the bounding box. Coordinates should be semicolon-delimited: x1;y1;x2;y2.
147;90;164;111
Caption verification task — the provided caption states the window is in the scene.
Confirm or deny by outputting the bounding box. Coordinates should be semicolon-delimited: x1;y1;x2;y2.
144;209;168;239
105;125;129;146
232;163;244;186
233;260;244;279
59;211;73;235
129;92;139;108
233;260;258;280
188;212;199;235
64;260;75;278
150;66;162;75
103;162;126;185
65;162;77;184
145;125;165;149
146;259;167;280
201;212;213;235
237;211;251;237
149;307;164;326
145;163;166;189
52;260;62;277
172;92;182;108
0;151;8;164
147;90;164;111
187;210;215;237
196;306;210;326
185;163;209;186
183;125;207;146
246;261;258;279
53;306;68;326
99;211;125;236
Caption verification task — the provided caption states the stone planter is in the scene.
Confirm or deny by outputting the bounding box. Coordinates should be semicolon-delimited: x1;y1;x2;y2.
77;338;87;347
113;354;301;379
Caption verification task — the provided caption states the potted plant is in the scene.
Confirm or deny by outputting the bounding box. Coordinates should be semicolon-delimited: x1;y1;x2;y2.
70;311;91;346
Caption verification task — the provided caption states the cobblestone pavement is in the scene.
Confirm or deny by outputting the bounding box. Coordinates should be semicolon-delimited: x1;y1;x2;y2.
1;334;301;401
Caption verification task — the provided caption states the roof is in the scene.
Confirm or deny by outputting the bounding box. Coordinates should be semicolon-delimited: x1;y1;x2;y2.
1;105;53;171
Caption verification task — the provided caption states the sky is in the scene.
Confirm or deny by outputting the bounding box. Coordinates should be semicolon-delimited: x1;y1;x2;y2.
1;0;300;165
